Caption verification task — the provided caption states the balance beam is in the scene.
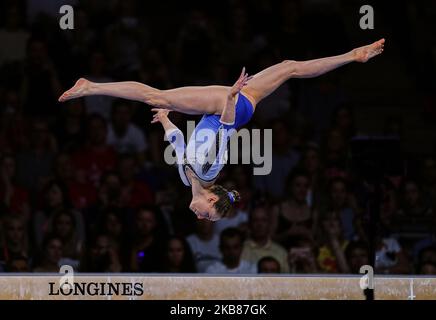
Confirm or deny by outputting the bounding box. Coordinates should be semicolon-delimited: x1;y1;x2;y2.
0;275;434;300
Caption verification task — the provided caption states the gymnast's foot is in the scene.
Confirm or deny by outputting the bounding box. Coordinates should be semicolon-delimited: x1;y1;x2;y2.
353;38;385;63
59;78;91;102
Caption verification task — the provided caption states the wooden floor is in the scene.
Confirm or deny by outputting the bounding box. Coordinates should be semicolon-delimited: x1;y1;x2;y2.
0;275;434;300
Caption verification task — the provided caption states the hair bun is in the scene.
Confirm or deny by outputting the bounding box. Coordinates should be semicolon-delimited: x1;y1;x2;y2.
230;190;241;203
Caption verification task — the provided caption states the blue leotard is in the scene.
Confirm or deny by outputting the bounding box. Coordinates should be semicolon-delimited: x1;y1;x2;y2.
166;93;254;186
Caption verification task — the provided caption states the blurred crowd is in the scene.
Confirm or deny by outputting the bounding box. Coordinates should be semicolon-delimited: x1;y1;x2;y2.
0;0;436;275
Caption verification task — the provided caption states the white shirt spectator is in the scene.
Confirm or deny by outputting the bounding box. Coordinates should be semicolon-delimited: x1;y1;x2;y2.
376;238;402;269
213;210;248;235
186;234;222;273
107;123;147;154
205;260;257;274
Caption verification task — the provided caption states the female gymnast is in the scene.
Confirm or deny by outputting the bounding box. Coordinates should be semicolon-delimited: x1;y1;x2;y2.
59;39;385;221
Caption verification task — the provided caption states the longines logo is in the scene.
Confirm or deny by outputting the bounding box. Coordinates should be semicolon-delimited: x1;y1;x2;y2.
50;265;144;296
48;281;144;296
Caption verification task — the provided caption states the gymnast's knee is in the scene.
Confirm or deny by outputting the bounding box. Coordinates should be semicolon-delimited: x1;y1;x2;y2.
144;89;171;109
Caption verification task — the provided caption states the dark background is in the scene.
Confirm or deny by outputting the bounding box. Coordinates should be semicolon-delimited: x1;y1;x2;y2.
0;0;435;275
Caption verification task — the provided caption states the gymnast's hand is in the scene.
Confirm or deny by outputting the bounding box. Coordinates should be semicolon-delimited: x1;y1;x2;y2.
151;108;170;124
229;67;253;98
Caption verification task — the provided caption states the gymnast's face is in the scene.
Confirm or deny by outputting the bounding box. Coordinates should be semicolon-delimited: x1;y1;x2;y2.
189;194;220;221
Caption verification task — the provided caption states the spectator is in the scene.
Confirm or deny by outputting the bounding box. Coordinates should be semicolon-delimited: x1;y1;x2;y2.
33;179;85;249
95;172;123;210
379;179;400;236
159;236;196;273
323;178;359;241
95;208;127;253
0;90;27;153
129;206;167;272
383;115;404;140
257;256;281;273
118;153;154;208
344;241;369;274
399;179;433;217
284;235;319;273
15;118;57;194
21;38;63;117
104;0;149;76
299;144;324;209
227;166;253;214
136;48;173;89
71;114;117;187
331;104;356;140
242;206;289;273
206;227;256;274
322;128;348;180
375;233;410;274
107;100;148;159
316;212;349;273
4;255;30;272
418;261;436;275
55;100;86;153
33;235;63;272
63;7;96;75
0;215;29;268
53;152;97;210
416;246;436;275
186;219;221;273
418;246;436;264
48;210;83;269
84;171;132;232
174;9;214;83
80;234;122;272
254;119;300;200
0;5;29;66
393;179;434;236
272;169;317;244
420;155;436;206
153;181;191;235
0;154;30;219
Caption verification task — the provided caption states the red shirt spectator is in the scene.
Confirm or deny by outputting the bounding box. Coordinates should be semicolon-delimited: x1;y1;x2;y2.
68;181;98;210
118;154;154;208
72;145;117;186
71;114;117;186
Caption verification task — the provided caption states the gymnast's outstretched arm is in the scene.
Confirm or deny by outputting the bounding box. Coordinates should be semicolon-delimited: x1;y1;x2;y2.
151;108;186;161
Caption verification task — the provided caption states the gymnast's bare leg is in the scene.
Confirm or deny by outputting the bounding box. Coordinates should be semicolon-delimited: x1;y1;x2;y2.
243;39;384;105
58;39;384;113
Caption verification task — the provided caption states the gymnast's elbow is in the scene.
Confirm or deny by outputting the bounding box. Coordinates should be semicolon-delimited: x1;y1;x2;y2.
282;59;299;77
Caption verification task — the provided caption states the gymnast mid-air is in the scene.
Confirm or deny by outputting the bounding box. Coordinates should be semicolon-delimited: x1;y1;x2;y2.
59;39;385;221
